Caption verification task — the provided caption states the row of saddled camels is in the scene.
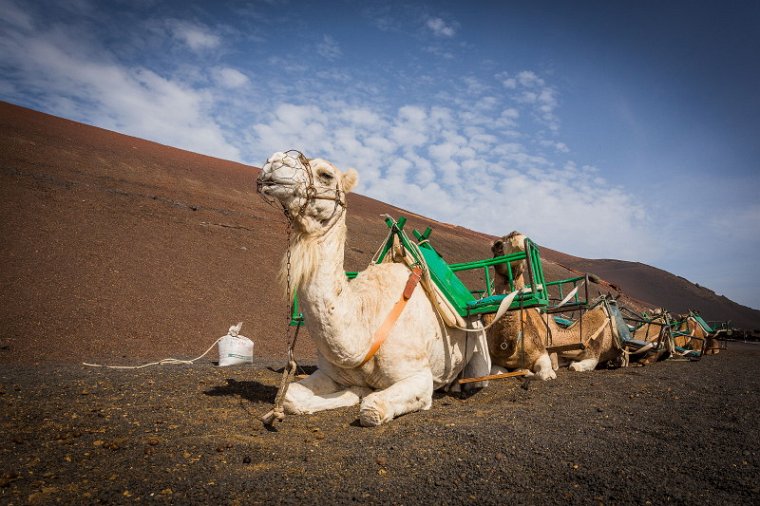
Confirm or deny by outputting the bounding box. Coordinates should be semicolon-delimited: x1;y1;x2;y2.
256;151;723;427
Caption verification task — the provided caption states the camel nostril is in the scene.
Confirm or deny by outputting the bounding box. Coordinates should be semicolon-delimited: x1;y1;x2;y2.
256;179;267;194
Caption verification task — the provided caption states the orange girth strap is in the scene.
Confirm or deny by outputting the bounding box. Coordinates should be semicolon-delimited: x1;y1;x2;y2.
359;265;424;367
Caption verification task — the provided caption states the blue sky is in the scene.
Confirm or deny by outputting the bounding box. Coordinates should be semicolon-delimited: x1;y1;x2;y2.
2;0;759;310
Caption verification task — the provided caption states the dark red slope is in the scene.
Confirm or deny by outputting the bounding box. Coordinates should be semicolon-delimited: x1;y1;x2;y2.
1;101;756;365
551;256;760;329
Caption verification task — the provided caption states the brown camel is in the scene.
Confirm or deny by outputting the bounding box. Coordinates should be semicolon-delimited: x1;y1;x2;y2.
486;232;623;377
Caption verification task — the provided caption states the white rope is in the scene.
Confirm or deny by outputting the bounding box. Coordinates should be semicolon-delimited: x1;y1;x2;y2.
82;337;224;369
623;342;655;356
446;289;522;333
370;218;397;264
556;283;583;308
585;318;610;344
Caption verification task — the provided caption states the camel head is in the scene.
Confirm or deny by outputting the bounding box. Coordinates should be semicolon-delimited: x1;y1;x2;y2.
257;151;358;235
491;231;527;291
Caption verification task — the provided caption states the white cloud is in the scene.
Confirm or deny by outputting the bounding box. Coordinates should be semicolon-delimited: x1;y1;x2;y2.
0;2;660;267
426;17;456;38
390;105;428;147
499;70;560;131
517;70;542;87
249;99;655;260
463;76;488;95
212;67;249;89
362;4;399;32
317;34;342;60
167;19;221;52
423;45;455;60
370;14;398;32
251;103;329;155
0;14;239;160
339;107;383;127
540;139;570;153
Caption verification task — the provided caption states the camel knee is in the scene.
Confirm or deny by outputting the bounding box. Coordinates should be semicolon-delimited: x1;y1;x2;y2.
283;382;315;415
359;371;433;426
283;376;368;415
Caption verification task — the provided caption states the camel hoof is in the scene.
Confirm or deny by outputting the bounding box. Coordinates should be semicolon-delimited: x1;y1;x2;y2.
359;408;383;427
359;396;392;427
537;369;557;381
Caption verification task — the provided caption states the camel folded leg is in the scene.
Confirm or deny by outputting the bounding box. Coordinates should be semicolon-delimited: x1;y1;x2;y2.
359;370;433;427
489;354;556;381
568;356;599;371
533;353;557;380
284;369;371;415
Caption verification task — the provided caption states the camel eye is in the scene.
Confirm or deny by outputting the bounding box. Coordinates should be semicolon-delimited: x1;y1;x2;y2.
318;171;334;182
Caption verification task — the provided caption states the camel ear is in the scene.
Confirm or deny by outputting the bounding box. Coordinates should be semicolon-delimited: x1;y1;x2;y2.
341;168;359;193
491;239;503;254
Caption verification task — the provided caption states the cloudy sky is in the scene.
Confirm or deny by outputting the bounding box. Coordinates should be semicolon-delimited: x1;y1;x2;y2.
2;0;759;310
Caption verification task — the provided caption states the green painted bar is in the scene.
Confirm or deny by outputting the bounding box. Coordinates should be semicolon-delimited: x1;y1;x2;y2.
289;215;587;325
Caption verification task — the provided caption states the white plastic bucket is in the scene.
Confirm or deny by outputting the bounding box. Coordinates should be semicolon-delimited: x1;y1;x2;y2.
218;322;254;366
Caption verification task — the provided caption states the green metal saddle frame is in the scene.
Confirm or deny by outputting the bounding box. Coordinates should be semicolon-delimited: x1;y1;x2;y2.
290;216;593;325
621;307;706;358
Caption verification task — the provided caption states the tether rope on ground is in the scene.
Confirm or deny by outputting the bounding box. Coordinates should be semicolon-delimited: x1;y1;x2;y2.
82;336;225;369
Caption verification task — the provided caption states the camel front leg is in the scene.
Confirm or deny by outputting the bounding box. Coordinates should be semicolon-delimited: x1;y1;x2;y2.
568;356;599;371
284;369;371;415
359;369;433;427
533;353;557;380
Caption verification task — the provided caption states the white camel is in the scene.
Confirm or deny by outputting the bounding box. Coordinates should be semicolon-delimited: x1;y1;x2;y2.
256;151;489;426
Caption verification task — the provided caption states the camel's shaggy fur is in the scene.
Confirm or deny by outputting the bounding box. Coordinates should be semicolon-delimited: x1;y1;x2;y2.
258;152;489;426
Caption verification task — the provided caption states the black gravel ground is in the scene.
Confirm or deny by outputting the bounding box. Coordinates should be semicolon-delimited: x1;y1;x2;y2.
1;343;759;505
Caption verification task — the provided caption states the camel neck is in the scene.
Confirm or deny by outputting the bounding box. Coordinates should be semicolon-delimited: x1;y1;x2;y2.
292;217;367;367
296;218;349;299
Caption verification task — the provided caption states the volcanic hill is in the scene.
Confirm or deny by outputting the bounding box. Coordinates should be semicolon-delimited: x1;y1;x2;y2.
1;101;757;365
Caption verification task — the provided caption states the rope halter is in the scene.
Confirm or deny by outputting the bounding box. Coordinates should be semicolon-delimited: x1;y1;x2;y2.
256;150;347;223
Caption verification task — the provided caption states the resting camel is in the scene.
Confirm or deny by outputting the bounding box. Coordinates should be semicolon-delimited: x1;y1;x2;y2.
486;232;623;377
256;151;490;426
691;312;723;355
673;312;713;356
624;309;675;365
703;328;724;355
485;232;555;379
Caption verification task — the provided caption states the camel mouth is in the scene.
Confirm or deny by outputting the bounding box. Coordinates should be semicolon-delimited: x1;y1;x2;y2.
255;174;295;208
255;177;276;201
255;178;269;195
255;177;286;195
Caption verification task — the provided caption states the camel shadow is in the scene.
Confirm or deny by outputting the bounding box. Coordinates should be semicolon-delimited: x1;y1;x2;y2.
204;378;277;404
267;364;318;376
435;387;486;401
204;365;319;404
